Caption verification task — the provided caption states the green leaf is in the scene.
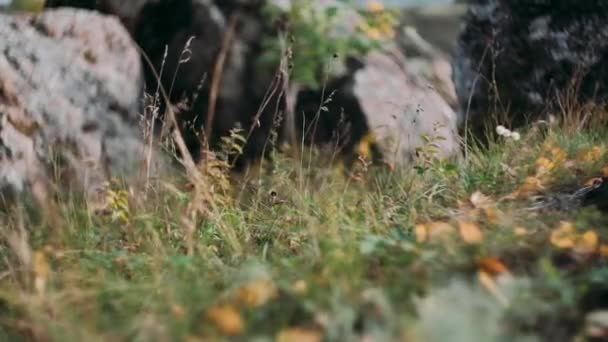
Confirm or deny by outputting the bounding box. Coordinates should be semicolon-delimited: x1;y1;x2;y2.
325;6;339;18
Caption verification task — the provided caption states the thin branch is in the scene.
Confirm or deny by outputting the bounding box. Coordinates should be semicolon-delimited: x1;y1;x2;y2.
205;12;241;154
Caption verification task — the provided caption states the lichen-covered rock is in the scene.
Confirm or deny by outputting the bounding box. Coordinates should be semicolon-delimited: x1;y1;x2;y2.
0;8;151;202
46;0;285;169
43;0;460;170
453;0;608;138
355;49;459;167
282;1;460;167
296;48;460;168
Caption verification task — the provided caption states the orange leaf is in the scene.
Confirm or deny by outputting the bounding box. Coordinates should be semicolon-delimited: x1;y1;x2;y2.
551;147;568;164
458;221;484;244
277;328;323;342
507;177;545;200
483;207;502;225
600;245;608;258
237;278;278;308
414;224;428;243
33;251;50;295
578;146;604;164
574;231;599;255
550;221;577;249
585;177;604;187
206;305;244;336
478;258;509;276
535;157;555;175
415;221;454;243
514;227;529;236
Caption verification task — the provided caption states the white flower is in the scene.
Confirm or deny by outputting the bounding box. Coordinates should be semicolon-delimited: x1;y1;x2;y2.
496;125;508;136
510;132;521;141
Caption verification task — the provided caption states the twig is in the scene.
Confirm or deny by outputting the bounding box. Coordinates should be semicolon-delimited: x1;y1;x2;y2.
132;39;200;179
205;12;241;155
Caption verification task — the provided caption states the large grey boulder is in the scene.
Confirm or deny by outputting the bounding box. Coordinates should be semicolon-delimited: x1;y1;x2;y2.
0;8;151;203
354;49;459;167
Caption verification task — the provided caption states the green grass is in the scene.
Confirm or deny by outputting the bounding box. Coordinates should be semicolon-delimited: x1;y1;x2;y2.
1;126;608;342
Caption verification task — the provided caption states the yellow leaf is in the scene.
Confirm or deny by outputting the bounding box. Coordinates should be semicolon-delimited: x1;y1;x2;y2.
599;245;608;258
363;27;382;40
550;221;577;249
237;278;278;308
356;133;376;159
427;221;455;239
277;328;323;342
414;224;428;243
550;222;600;255
535;157;555;175
292;280;308;296
578;146;604;163
206;305;244;336
458;221;484;244
483;207;502;225
514;227;529;236
478;271;508;306
574;230;599;255
33;251;49;295
415;221;455;243
602;166;608;177
507;177;545;199
551;147;568;164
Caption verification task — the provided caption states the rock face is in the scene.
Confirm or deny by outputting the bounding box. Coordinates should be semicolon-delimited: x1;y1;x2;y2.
398;3;467;57
46;0;285;169
275;0;462;167
354;49;459;166
453;0;608;138
45;0;460;169
296;48;460;167
0;9;149;201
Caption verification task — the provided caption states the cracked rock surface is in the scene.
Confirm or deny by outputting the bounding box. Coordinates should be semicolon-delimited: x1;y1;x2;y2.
0;8;155;203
